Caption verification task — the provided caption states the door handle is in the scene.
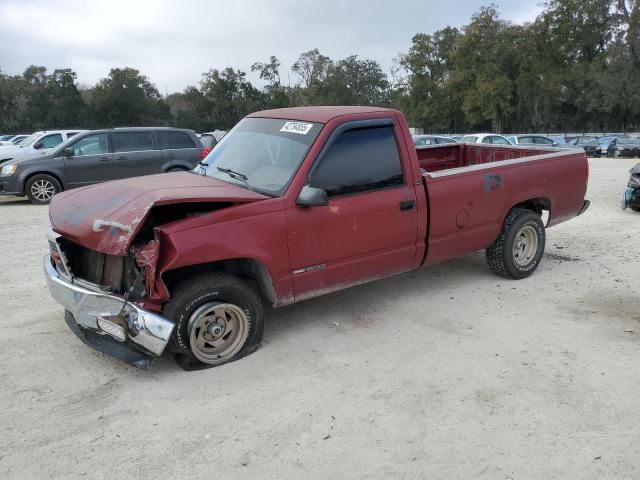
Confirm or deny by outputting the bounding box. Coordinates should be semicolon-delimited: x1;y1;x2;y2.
99;157;110;162
116;156;126;161
399;200;415;211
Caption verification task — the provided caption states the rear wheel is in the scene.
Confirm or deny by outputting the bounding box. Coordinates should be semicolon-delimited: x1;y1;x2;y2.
26;174;61;205
164;272;264;370
486;208;545;279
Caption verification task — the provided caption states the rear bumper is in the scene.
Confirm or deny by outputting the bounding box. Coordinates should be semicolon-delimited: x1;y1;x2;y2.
43;254;175;368
577;199;590;216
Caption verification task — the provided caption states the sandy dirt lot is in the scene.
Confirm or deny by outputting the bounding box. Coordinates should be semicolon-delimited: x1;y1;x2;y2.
0;157;639;479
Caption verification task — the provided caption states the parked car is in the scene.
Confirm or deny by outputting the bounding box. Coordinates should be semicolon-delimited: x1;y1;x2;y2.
547;135;568;145
570;137;601;157
597;136;617;156
607;137;640;158
43;106;590;369
460;133;513;145
199;130;228;155
0;130;85;165
506;134;566;147
0;134;29;146
0;127;205;204
413;135;458;146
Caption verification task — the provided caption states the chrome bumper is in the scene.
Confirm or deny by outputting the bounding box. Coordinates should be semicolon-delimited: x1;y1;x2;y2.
43;254;175;358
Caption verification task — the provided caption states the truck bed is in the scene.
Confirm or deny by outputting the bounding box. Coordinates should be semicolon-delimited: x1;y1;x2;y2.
416;143;564;173
415;143;589;267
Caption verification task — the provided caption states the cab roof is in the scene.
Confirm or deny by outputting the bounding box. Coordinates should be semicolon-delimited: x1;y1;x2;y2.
247;106;396;124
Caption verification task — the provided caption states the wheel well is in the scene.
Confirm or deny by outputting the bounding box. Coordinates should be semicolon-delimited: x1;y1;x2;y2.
24;171;64;194
163;258;276;305
513;197;551;216
166;166;189;172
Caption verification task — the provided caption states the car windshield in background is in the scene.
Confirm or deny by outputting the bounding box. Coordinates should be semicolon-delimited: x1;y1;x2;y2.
617;137;638;145
18;133;39;147
578;138;598;145
201;117;322;196
461;135;478;143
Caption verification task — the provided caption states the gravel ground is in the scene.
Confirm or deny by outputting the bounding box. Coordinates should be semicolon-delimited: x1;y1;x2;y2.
1;157;639;480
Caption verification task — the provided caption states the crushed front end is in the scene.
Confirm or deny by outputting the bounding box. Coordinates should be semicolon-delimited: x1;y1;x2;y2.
44;230;174;369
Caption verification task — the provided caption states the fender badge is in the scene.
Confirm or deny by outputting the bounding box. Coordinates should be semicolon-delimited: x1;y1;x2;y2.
293;264;326;275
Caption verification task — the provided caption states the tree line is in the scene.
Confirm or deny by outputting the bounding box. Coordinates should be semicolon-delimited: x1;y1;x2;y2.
1;0;639;135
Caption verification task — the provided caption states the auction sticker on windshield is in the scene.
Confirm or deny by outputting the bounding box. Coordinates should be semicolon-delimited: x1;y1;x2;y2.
280;121;313;135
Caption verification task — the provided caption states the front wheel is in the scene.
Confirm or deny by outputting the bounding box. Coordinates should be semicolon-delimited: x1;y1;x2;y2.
164;272;264;370
26;174;61;205
486;208;546;279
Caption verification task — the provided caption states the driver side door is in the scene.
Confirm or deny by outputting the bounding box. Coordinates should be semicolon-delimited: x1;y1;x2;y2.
63;133;115;188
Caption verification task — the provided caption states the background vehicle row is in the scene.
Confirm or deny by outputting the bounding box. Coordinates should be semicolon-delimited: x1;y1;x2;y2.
0;127;205;204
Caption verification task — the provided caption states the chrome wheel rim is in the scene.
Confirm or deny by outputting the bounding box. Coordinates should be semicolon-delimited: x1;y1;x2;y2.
31;180;56;201
187;302;249;365
513;225;538;267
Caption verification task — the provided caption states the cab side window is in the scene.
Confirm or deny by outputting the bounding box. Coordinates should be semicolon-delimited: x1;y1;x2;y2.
492;136;510;145
311;126;404;198
113;131;154;153
40;134;63;148
71;134;109;156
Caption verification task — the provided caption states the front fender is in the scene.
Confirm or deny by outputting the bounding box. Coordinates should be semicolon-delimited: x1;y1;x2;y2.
150;201;293;306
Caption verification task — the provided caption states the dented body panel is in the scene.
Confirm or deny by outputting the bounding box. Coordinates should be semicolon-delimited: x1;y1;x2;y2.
49;172;268;256
46;106;589;317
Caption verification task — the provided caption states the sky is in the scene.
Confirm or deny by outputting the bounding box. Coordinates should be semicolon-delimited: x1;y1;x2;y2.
0;0;543;94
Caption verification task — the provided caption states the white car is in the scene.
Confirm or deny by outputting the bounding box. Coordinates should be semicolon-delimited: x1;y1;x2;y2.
460;133;513;145
0;130;86;162
0;134;29;146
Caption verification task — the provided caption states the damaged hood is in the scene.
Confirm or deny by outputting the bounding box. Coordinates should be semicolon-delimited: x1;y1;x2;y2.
49;172;269;255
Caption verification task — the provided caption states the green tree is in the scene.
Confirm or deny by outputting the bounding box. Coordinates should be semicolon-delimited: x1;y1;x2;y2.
198;68;263;129
251;56;288;108
90;67;170;127
45;69;87;128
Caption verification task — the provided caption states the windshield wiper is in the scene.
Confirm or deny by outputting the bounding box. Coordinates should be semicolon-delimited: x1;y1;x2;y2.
216;166;258;192
217;166;248;180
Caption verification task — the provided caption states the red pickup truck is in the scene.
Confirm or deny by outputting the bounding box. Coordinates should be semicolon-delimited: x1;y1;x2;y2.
44;106;589;369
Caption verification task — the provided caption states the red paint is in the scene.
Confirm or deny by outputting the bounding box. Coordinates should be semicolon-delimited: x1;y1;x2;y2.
134;240;160;296
49;172;268;256
49;107;589;308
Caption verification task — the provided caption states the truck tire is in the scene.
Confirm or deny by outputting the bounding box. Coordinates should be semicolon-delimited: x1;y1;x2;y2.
26;174;61;205
164;272;264;370
486;208;545;279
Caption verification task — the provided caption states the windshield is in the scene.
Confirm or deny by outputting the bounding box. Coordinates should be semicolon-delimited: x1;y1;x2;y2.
461;135;477;143
578;138;598;145
19;133;40;147
617;137;638;145
199;117;323;196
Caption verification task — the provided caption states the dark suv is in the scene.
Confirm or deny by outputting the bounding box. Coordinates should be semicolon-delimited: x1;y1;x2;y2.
0;127;205;204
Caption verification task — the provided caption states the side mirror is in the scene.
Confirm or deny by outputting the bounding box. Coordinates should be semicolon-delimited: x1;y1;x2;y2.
552;141;559;147
296;185;328;207
62;147;74;157
33;141;44;150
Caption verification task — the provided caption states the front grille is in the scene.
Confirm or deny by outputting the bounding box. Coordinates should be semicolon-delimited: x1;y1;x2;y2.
48;233;145;296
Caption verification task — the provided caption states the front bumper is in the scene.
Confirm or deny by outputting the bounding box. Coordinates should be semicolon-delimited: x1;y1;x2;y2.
44;254;175;369
0;176;22;195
